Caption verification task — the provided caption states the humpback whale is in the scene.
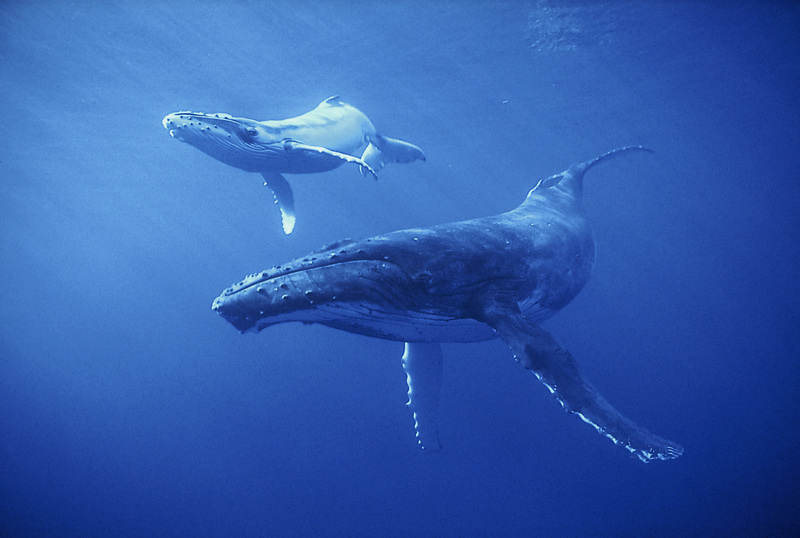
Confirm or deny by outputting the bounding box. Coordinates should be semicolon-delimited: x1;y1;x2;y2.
162;96;426;234
212;147;683;462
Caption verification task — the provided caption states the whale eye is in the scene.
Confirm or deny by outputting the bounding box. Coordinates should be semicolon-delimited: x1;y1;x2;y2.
246;128;258;137
413;271;433;287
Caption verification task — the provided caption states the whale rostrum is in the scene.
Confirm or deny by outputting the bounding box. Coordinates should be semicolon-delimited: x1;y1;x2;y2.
163;96;426;234
212;147;683;462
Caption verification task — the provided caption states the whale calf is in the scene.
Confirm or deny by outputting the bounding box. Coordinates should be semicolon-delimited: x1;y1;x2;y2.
212;147;683;462
163;96;425;234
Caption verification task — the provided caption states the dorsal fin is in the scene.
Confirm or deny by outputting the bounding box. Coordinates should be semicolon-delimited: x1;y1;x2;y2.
323;95;342;106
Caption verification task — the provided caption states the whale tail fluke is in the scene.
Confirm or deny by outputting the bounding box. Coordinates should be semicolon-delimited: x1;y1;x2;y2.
574;145;654;177
529;146;654;201
360;134;426;176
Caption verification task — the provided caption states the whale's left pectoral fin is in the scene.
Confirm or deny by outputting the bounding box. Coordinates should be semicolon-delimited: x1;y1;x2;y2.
362;135;426;175
261;173;296;234
480;305;683;463
284;141;378;179
401;342;443;452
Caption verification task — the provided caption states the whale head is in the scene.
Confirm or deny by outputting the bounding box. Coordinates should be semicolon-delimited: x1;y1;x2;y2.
162;111;286;173
211;236;498;343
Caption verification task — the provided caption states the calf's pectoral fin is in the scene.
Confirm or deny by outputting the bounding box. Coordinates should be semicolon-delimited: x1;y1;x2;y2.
362;135;426;175
401;342;443;452
261;173;296;235
479;305;683;463
284;141;378;179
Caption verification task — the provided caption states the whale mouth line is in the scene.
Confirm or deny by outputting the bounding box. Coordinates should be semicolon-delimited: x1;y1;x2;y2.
221;258;410;298
212;258;426;336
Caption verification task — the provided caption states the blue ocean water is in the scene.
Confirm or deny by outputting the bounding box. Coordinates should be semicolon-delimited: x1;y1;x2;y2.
1;1;798;535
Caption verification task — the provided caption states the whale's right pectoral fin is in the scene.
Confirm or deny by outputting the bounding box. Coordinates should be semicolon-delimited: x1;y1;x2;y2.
361;135;426;176
479;305;683;463
261;173;296;234
401;342;443;452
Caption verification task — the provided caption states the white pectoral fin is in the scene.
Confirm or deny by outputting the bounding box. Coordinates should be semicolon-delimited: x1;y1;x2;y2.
480;306;683;463
401;342;443;452
362;135;426;174
261;173;296;234
286;141;378;179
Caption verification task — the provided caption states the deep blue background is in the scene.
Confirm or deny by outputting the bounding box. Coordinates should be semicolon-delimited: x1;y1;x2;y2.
2;1;799;535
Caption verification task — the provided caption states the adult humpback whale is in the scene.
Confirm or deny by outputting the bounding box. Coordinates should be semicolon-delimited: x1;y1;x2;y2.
162;96;426;234
212;147;683;462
